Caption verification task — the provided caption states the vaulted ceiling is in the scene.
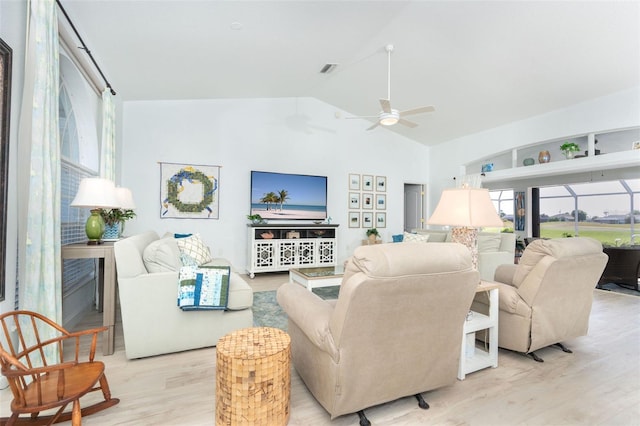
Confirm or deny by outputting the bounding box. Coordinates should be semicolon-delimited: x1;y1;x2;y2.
59;0;640;146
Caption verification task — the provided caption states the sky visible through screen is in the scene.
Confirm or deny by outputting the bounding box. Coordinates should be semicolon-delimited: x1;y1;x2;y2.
492;178;639;218
251;171;327;206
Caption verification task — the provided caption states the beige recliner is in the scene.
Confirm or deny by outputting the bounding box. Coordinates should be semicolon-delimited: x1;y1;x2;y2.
471;237;608;362
277;242;479;424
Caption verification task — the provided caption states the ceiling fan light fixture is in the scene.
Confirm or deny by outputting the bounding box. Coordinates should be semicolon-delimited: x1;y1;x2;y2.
379;111;399;126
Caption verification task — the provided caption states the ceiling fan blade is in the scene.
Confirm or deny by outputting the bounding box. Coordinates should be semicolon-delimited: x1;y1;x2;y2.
366;121;381;131
379;99;392;113
398;118;418;128
346;115;380;119
399;105;435;117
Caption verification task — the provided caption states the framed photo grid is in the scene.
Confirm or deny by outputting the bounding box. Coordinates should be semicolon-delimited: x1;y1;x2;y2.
347;173;387;228
349;173;361;190
348;212;360;228
349;192;360;209
362;193;373;209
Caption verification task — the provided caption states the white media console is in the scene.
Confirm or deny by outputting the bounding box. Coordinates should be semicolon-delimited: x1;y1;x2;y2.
246;224;339;278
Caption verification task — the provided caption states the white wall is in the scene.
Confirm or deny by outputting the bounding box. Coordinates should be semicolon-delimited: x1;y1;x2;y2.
427;87;640;214
121;97;429;270
0;0;26;314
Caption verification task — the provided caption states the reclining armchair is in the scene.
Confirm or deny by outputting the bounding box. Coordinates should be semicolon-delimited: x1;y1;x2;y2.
471;237;608;362
277;242;479;424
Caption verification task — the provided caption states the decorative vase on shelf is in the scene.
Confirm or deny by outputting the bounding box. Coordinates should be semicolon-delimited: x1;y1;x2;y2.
538;150;551;164
523;157;535;166
563;150;575;159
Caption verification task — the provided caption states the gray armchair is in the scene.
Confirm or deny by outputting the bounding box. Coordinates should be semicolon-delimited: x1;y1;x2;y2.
471;237;608;361
277;242;479;424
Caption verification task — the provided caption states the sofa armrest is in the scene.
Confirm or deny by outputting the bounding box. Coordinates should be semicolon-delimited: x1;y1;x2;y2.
494;263;518;285
496;283;529;316
276;282;339;362
473;282;529;318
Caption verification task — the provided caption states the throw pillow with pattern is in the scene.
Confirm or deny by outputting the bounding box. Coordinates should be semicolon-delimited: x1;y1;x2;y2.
403;232;430;243
176;233;212;266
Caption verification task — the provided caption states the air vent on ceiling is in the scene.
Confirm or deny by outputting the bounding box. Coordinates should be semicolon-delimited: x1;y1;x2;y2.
319;63;338;74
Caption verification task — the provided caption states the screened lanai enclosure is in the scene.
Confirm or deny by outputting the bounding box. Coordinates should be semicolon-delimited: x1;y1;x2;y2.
490;178;639;246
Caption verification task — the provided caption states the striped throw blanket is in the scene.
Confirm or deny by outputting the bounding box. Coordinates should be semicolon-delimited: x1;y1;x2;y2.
177;265;231;310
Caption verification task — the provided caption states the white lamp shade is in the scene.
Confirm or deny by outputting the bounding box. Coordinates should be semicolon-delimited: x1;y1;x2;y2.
70;178;119;209
115;187;136;209
427;187;503;228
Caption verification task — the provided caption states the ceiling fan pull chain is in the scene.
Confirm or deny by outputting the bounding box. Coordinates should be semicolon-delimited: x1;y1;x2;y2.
386;44;393;101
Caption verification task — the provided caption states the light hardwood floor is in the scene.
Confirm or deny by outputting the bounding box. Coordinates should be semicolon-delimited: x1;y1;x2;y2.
2;273;639;425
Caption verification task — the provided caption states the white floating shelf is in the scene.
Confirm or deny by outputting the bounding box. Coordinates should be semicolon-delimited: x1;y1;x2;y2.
480;150;640;183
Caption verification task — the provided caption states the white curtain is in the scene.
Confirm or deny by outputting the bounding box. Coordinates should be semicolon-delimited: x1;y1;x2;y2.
99;88;115;180
17;0;61;357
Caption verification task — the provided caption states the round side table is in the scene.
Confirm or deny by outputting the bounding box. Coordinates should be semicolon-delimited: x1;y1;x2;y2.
216;327;291;425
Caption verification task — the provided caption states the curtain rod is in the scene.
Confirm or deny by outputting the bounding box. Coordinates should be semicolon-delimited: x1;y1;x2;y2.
56;0;116;96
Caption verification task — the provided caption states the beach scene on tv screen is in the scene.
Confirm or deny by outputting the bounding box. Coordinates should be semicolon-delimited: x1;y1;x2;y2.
251;171;327;220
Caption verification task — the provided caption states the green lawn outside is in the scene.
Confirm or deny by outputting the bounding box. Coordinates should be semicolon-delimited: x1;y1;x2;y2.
540;222;635;245
486;221;635;245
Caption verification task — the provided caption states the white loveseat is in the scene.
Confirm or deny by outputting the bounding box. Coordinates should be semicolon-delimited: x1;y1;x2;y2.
411;229;516;281
113;231;253;359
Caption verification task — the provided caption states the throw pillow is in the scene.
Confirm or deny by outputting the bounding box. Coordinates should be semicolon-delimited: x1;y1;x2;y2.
143;238;182;273
477;234;502;252
175;233;213;266
430;232;450;242
179;252;199;267
403;232;430;243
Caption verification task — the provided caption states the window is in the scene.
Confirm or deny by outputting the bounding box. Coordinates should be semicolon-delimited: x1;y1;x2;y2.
59;53;100;297
538;179;639;245
490;189;514;228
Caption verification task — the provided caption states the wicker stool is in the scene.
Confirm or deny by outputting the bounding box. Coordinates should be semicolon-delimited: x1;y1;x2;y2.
216;327;291;425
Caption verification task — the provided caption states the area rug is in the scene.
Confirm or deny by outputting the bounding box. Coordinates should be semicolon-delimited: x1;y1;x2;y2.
252;286;339;331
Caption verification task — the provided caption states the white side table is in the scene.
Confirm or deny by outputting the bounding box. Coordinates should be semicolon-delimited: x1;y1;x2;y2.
62;242;116;356
458;280;499;380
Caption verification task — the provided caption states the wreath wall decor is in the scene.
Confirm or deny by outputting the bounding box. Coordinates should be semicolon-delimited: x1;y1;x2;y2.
160;162;220;219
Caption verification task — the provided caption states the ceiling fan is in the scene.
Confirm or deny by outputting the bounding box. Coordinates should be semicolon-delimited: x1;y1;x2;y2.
348;44;435;131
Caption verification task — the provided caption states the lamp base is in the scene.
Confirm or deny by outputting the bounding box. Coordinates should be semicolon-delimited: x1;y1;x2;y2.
451;227;479;271
85;209;105;245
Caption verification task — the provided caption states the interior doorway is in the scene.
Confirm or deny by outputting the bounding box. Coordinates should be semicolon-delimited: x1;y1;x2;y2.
404;183;426;232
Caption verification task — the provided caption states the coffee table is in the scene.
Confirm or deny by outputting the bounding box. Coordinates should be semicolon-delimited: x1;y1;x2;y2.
289;265;344;291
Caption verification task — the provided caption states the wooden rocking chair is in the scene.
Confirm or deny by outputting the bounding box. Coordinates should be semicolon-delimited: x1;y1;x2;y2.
0;310;119;425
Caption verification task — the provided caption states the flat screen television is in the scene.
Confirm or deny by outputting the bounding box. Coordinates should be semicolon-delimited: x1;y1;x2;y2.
250;171;327;221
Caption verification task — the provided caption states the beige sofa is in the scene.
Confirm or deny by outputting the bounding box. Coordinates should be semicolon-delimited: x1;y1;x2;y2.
471;237;608;361
277;242;479;422
412;229;516;281
113;231;253;359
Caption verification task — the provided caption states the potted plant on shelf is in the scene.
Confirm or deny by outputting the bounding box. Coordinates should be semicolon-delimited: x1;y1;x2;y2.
366;228;380;244
100;208;136;240
247;214;266;225
560;142;580;159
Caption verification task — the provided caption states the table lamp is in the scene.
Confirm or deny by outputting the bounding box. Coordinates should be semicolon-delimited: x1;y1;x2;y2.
115;187;136;210
427;185;503;270
114;187;136;237
70;178;119;245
